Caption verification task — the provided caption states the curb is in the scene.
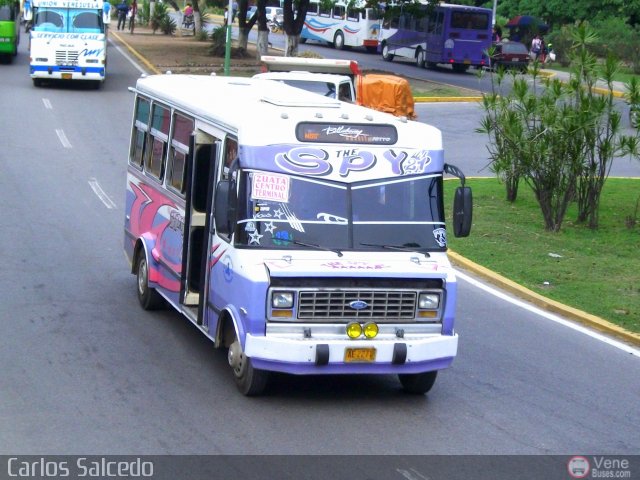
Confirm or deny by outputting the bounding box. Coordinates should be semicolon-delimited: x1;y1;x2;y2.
448;250;640;347
110;30;161;74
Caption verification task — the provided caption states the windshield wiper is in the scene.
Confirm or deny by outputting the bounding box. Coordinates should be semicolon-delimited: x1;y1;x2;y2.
275;237;343;257
359;242;431;258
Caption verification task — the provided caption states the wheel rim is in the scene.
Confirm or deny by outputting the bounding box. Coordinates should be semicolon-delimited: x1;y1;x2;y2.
137;258;147;296
335;32;343;49
228;339;246;378
382;45;388;58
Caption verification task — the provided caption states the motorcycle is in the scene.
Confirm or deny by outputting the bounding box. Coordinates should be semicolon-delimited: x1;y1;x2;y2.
268;15;283;33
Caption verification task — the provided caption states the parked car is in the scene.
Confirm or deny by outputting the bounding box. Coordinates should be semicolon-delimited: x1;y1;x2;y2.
490;41;530;72
265;6;283;23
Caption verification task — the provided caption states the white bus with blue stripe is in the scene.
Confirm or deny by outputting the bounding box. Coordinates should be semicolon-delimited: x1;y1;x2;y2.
29;0;106;87
124;74;473;396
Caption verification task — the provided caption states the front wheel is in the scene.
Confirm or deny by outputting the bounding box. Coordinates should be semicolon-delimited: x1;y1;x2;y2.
381;43;394;62
398;370;438;394
228;337;269;396
136;253;164;310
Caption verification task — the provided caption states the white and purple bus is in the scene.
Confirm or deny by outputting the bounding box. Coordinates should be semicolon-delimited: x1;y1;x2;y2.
124;74;473;396
379;1;492;72
301;0;381;52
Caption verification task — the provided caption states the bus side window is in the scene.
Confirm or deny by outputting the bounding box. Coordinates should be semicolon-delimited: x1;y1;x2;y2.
221;137;238;181
130;97;150;170
167;112;194;196
144;103;170;182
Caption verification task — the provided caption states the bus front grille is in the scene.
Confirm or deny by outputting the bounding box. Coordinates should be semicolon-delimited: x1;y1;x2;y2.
298;290;417;321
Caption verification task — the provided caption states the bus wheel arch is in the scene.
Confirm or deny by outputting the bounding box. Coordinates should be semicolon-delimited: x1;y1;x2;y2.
134;241;164;310
333;30;345;50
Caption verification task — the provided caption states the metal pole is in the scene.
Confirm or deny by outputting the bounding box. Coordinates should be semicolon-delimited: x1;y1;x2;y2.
223;0;233;75
492;0;497;26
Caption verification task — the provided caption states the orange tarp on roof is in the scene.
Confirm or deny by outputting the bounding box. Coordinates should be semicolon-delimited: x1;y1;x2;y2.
356;74;416;120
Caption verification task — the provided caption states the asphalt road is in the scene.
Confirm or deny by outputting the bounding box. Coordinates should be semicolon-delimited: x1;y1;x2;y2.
0;30;638;477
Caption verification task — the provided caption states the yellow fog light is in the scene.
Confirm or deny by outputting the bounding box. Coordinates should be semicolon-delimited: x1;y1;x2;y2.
346;322;362;339
363;322;379;339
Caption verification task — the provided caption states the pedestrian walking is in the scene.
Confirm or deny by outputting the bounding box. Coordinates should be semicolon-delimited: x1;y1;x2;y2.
530;34;542;61
128;0;137;33
102;0;111;30
116;0;128;30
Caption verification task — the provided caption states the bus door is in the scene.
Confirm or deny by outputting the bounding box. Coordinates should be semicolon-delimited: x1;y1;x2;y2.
180;129;220;328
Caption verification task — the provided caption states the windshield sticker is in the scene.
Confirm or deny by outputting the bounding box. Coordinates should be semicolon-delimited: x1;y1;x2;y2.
278;204;305;233
264;221;277;234
433;228;447;247
244;221;257;232
317;213;348;224
251;172;290;203
248;231;264;245
272;230;293;246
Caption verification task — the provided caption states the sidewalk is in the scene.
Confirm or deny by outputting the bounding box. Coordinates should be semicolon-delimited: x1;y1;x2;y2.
541;67;627;97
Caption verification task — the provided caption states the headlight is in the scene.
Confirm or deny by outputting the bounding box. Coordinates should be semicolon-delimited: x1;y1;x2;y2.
418;293;440;309
363;322;379;339
346;322;362;339
271;291;294;309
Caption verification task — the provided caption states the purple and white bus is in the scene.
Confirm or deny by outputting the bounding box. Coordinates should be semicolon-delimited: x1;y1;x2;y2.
124;73;474;396
379;2;492;72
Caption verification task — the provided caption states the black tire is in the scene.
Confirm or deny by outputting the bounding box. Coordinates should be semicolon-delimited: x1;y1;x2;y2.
136;253;164;310
333;30;344;50
228;337;269;396
398;370;438;394
452;63;469;73
32;78;42;87
415;48;425;68
381;43;394;62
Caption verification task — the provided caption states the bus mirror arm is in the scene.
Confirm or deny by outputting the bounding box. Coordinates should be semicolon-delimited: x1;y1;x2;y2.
444;162;465;187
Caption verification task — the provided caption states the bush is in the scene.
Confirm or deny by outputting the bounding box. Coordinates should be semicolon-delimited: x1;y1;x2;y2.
150;2;175;34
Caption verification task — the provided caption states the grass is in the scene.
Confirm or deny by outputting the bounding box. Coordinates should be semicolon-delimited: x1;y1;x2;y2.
544;63;639;85
413;84;477;98
444;177;640;333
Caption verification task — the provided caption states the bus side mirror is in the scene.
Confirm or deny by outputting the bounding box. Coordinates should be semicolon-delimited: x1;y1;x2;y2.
214;180;230;235
452;186;472;238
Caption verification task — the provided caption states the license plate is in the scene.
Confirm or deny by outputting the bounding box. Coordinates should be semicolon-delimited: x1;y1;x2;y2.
62;73;72;79
463;59;471;64
344;347;376;363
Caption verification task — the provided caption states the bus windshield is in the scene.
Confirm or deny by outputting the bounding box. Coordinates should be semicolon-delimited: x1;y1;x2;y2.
235;170;446;252
0;5;17;21
33;7;103;33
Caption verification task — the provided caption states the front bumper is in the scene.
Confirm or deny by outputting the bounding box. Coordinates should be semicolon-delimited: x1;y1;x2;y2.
246;333;458;375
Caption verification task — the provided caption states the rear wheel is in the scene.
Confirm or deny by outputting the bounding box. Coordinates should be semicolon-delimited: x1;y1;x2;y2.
136;253;164;310
398;370;438;394
415;49;425;68
228;336;269;396
333;30;345;50
381;43;394;62
452;63;469;73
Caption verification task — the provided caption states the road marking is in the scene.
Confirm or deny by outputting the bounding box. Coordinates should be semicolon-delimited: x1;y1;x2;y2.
88;177;117;209
108;37;148;75
396;468;431;480
55;129;72;149
42;98;53;110
455;270;640;357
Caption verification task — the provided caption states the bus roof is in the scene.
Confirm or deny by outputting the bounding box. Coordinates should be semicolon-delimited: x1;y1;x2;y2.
132;74;441;149
260;56;361;77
